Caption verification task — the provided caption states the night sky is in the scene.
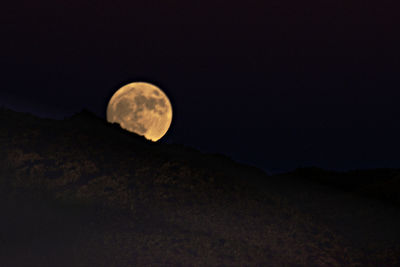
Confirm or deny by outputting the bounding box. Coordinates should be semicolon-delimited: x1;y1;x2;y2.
1;0;399;173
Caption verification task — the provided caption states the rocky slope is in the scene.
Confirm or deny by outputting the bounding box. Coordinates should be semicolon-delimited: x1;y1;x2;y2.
1;107;399;266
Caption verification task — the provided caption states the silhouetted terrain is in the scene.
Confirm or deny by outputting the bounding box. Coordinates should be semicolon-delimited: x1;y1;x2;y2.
1;107;400;266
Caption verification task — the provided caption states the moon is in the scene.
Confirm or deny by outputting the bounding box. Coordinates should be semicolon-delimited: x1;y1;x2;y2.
106;82;173;141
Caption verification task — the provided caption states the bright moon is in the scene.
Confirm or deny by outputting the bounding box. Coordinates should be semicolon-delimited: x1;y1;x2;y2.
107;82;173;141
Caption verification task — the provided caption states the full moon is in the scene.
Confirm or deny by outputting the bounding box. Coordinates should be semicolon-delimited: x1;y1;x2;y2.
106;82;173;141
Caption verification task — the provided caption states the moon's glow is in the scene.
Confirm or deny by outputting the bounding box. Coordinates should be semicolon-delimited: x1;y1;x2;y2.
107;82;173;141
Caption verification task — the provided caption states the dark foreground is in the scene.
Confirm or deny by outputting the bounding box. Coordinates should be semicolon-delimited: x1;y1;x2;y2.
1;108;400;266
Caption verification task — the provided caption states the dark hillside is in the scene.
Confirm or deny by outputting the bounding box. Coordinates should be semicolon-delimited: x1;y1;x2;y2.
1;107;400;266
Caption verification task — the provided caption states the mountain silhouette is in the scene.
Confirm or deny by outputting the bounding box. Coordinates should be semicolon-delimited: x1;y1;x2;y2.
1;107;400;266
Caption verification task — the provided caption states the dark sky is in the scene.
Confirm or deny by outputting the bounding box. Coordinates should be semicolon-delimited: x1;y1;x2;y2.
1;0;399;173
